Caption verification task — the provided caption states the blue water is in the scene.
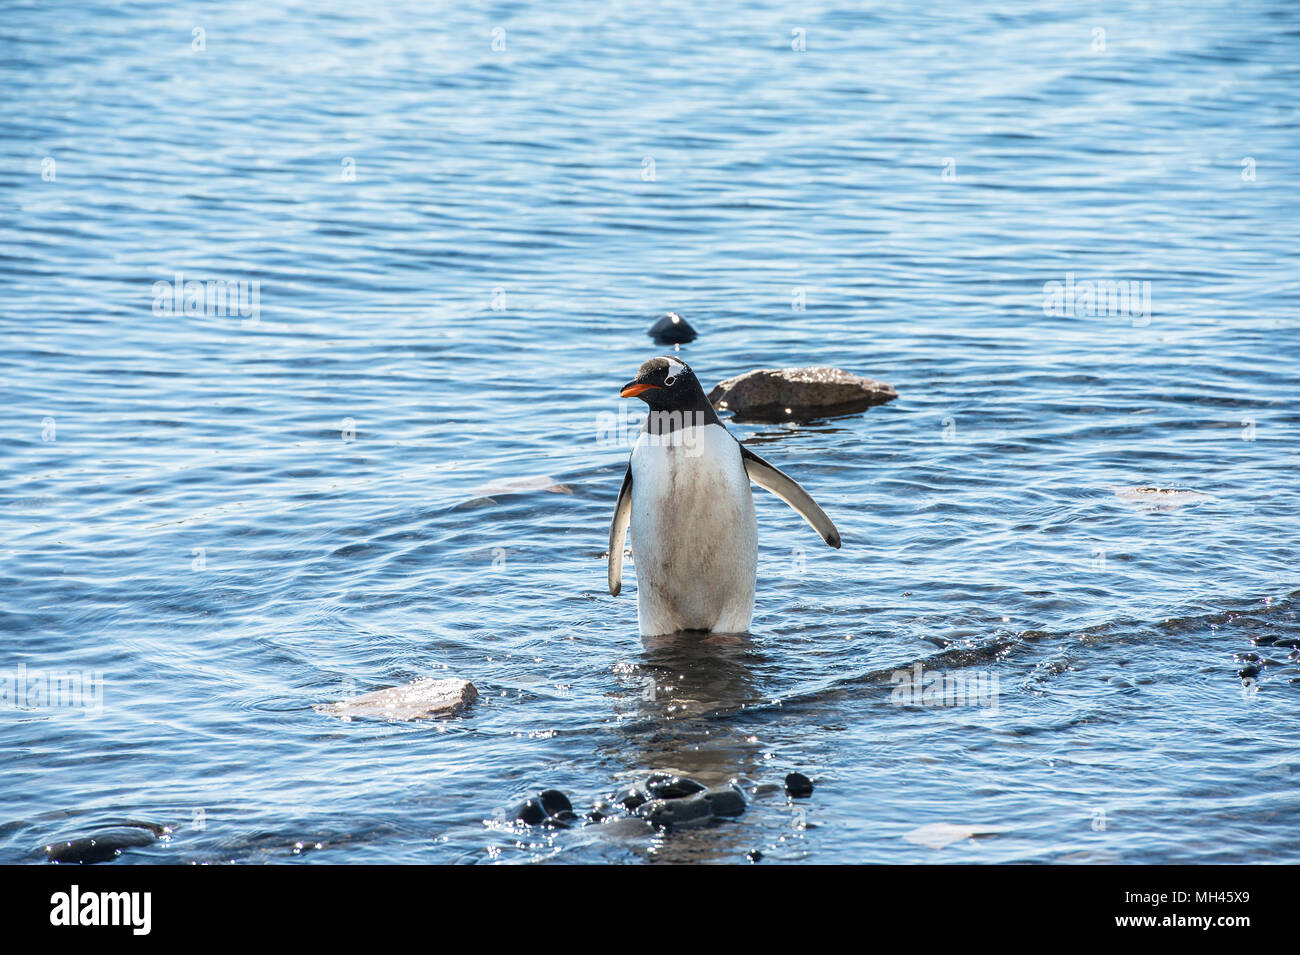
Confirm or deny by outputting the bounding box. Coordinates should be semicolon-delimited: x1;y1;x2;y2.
2;0;1298;864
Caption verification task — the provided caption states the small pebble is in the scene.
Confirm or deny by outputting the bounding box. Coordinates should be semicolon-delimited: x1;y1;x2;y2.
785;772;815;798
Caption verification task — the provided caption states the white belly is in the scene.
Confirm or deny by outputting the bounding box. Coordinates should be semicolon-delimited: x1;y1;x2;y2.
629;424;757;636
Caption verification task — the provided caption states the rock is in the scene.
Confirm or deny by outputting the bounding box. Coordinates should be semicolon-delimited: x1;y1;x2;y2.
648;311;697;344
635;784;746;829
636;794;715;828
46;826;159;864
708;367;897;422
613;787;648;811
702;786;747;817
645;773;706;799
538;790;573;815
511;789;575;827
315;677;477;721
784;772;815;798
746;850;763;863
513;798;548;826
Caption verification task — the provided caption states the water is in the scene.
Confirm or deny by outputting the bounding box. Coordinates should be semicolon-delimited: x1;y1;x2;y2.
2;0;1298;864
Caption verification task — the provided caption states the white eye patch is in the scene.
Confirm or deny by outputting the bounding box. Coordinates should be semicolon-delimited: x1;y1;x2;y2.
662;357;687;385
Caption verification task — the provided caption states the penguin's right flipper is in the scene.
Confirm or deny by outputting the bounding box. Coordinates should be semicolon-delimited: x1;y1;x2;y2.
740;445;841;548
608;463;633;595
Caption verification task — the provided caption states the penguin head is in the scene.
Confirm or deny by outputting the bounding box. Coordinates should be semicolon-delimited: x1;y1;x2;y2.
619;356;700;409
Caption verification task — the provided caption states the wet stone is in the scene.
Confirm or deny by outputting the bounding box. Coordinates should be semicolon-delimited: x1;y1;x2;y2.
513;797;548;826
512;789;576;826
46;827;159;864
539;789;572;815
648;311;697;344
636;784;747;829
702;786;747;817
785;772;815;798
636;793;715;829
316;677;477;721
708;366;897;422
645;774;706;799
614;787;648;811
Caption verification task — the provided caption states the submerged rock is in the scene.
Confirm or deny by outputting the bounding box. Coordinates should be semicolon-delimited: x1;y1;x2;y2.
507;774;746;831
315;677;477;721
784;772;815;798
648;311;697;344
635;784;746;829
708;367;897;422
902;822;1002;850
645;773;707;800
46;826;160;864
1113;486;1212;510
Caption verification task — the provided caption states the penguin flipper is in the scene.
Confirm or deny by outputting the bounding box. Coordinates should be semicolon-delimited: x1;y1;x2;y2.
739;445;841;548
608;463;633;595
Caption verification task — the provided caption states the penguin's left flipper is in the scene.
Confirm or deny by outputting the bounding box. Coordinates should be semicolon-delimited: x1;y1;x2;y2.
739;445;842;548
608;463;634;595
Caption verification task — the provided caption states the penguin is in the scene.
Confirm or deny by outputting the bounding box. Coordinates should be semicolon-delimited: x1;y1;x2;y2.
608;356;841;636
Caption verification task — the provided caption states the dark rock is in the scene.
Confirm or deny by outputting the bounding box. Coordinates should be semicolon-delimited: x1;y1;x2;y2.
636;794;715;829
648;311;697;344
513;789;575;826
46;827;158;864
614;787;648;811
708;367;897;422
1238;665;1260;679
539;790;572;815
513;798;548;826
702;786;747;817
785;772;815;798
645;774;706;800
747;850;763;863
636;784;747;829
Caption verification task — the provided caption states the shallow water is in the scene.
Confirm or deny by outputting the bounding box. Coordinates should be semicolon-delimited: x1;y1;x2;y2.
2;0;1298;864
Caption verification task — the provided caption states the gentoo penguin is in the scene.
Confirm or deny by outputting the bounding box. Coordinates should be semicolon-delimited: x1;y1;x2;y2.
608;356;841;636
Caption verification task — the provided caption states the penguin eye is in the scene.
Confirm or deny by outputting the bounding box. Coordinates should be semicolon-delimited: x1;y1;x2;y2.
663;374;677;386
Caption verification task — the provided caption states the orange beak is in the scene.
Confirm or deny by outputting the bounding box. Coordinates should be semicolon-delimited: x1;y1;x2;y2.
620;382;660;398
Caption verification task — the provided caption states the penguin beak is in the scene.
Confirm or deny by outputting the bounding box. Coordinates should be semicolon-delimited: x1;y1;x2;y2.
620;381;660;398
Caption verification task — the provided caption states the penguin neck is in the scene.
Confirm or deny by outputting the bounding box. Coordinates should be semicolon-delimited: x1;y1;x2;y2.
641;386;721;435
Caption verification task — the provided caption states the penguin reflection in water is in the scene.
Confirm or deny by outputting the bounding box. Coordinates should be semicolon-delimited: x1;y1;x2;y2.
609;357;841;637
